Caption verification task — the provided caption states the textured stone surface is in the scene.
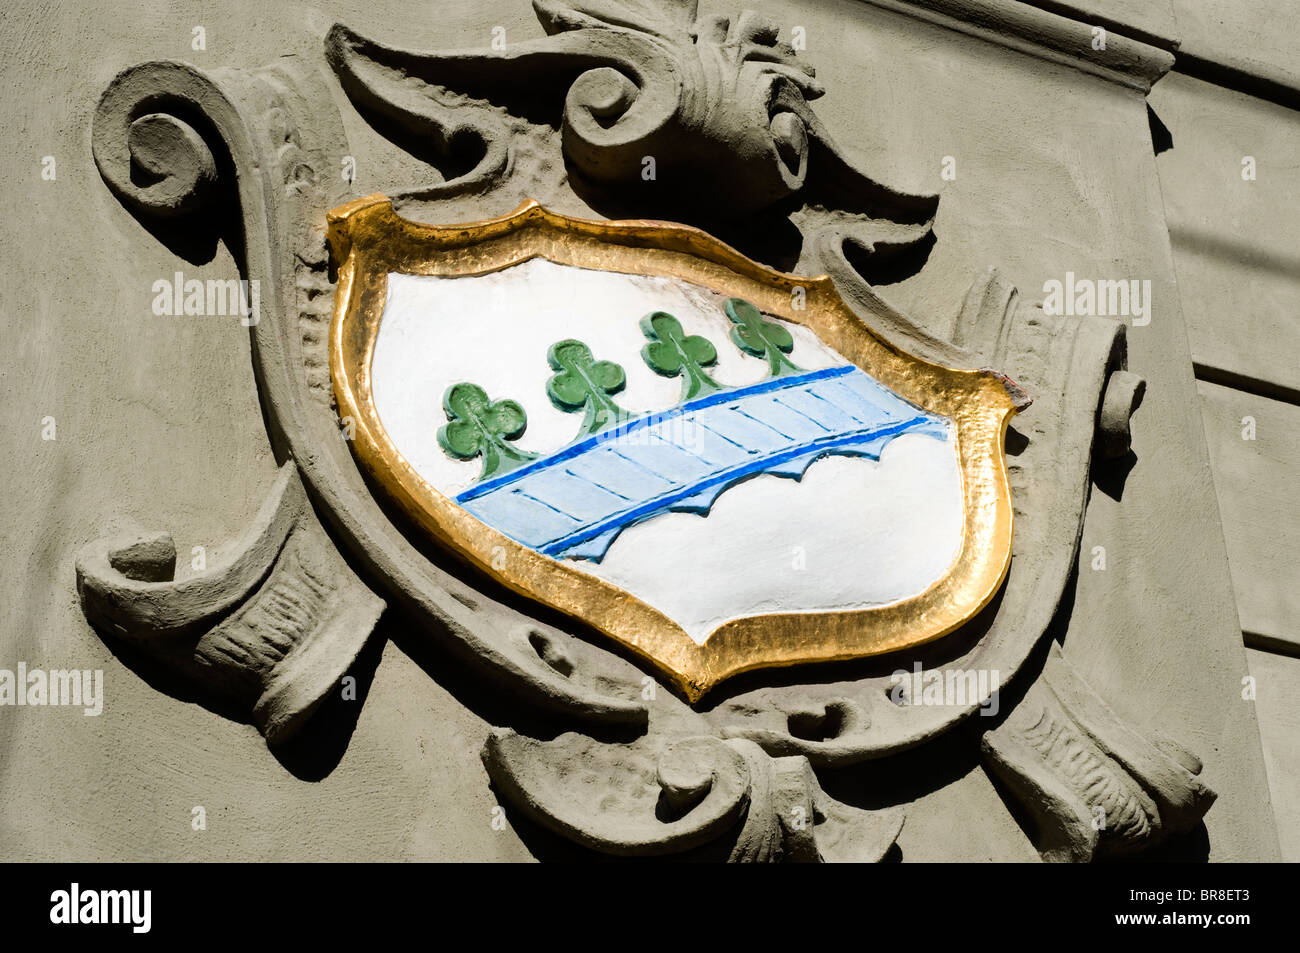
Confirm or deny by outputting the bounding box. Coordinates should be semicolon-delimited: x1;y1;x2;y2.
1195;381;1300;652
1151;71;1300;398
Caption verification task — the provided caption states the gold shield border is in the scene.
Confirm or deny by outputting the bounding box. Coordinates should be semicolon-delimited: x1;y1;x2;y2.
327;194;1022;702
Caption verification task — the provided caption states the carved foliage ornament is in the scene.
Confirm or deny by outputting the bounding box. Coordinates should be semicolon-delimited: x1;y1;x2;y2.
82;0;1211;861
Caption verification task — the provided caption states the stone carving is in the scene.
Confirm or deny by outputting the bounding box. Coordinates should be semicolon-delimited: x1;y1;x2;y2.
983;644;1217;862
324;0;939;274
91;54;651;732
708;267;1136;764
483;731;903;860
75;466;383;745
79;0;1204;861
327;195;1012;697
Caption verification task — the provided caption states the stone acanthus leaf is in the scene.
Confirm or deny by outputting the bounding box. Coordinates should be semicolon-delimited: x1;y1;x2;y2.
982;643;1216;862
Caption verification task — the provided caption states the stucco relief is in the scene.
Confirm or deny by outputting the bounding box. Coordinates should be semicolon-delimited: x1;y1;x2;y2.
78;0;1211;861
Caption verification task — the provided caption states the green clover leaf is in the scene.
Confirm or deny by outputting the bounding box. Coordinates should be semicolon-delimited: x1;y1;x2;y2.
437;381;539;481
546;339;629;438
724;297;800;377
639;311;722;401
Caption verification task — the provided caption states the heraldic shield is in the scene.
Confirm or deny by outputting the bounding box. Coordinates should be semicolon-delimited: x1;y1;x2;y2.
328;195;1023;701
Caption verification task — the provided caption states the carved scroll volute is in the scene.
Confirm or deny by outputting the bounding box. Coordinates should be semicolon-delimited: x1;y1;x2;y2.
326;0;938;242
92;61;226;219
482;730;903;861
543;1;826;212
982;643;1216;862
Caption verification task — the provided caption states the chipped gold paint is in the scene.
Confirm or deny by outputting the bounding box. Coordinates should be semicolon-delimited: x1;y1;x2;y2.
328;195;1021;702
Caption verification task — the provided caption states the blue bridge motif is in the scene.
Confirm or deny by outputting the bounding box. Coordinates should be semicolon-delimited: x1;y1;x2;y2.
454;365;949;561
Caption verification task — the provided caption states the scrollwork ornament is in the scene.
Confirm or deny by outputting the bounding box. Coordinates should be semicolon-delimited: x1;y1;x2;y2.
78;0;1205;862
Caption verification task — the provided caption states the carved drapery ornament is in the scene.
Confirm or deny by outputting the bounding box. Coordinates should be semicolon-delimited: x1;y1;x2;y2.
81;0;1210;861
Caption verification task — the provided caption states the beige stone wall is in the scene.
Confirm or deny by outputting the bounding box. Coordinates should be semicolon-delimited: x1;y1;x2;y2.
1145;10;1299;859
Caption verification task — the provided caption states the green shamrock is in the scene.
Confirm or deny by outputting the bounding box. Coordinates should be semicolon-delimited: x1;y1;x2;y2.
724;297;801;377
639;311;722;401
437;381;539;481
546;339;629;438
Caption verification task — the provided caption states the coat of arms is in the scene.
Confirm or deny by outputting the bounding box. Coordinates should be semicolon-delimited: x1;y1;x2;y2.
328;195;1019;699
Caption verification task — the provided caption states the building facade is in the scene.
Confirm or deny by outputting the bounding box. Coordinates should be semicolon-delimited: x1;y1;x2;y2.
0;0;1294;861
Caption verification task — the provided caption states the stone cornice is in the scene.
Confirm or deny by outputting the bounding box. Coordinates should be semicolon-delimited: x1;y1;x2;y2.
857;0;1175;93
